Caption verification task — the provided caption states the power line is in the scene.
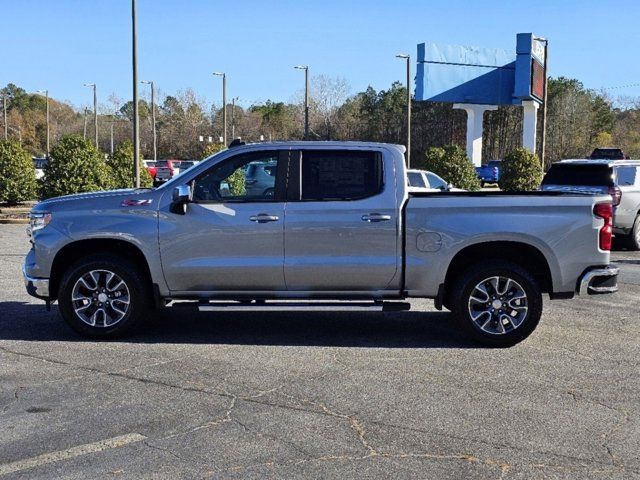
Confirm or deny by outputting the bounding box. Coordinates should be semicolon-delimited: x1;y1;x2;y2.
598;82;640;91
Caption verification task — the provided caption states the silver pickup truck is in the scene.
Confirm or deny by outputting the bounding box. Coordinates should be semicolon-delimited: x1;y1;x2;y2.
24;141;619;346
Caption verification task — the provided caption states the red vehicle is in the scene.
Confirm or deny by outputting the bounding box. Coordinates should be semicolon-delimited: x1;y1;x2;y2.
144;161;158;180
153;159;181;184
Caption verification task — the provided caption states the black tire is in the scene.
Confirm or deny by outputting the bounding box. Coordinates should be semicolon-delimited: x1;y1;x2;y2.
625;216;640;251
58;254;151;339
449;260;542;347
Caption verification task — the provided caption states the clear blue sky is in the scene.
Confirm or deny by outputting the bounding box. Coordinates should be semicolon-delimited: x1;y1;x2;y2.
3;0;640;110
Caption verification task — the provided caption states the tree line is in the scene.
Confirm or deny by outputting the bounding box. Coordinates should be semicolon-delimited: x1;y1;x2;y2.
2;76;638;169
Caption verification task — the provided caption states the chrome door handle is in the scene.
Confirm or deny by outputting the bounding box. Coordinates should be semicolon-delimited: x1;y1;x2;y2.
249;213;280;223
361;213;391;222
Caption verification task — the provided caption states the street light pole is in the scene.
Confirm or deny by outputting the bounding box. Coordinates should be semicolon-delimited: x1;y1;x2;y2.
132;0;140;187
396;54;411;167
83;108;88;139
37;90;49;157
212;72;226;145
84;83;98;147
141;80;157;161
294;65;309;139
110;119;115;155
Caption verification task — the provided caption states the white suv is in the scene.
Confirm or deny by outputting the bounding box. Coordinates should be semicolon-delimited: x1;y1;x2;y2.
542;159;640;249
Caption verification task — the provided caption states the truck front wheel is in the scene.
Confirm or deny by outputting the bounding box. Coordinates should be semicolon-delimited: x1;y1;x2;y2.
450;261;542;347
58;254;151;339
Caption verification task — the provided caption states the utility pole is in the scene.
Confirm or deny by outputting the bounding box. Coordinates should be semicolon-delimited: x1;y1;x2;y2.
396;54;411;167
84;83;98;147
231;96;238;139
132;0;140;187
83;108;88;139
37;90;50;157
141;80;157;161
213;72;226;144
3;94;7;140
294;65;309;139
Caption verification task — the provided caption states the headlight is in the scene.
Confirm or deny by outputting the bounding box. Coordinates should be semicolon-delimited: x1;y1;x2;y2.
27;212;52;236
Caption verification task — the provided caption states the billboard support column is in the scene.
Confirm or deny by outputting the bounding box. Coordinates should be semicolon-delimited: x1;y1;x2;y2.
522;100;539;154
453;103;497;167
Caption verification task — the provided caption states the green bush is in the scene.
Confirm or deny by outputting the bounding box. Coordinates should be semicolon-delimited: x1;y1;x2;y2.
106;141;153;189
42;135;110;198
499;148;543;191
0;140;38;204
417;145;481;191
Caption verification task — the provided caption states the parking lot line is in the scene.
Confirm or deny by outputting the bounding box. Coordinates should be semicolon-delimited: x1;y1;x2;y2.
0;433;147;476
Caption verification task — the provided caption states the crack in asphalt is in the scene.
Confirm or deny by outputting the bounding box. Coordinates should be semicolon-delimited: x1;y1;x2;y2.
0;387;22;414
566;389;632;468
1;345;637;478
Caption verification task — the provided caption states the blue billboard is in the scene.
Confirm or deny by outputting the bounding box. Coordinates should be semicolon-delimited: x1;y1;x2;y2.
415;33;546;106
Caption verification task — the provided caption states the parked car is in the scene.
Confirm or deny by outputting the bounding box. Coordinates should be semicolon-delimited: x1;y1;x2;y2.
589;147;626;160
24;142;618;347
32;157;48;180
244;160;277;198
475;160;501;186
541;159;640;249
178;160;197;172
144;161;157;180
407;169;463;192
153;159;181;185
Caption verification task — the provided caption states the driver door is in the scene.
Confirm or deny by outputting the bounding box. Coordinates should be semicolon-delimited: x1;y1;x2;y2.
158;150;288;293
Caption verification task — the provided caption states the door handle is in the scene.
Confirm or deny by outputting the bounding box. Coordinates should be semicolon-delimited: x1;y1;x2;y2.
249;213;280;223
361;213;391;223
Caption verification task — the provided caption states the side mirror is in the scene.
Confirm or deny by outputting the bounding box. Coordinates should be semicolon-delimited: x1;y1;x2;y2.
447;183;454;191
170;185;192;214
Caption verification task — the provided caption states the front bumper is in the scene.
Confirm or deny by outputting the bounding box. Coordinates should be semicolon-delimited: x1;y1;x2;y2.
577;265;619;295
23;264;50;299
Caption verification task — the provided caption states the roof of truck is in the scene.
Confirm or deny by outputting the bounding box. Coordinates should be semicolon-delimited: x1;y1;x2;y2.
230;140;406;151
555;159;640;166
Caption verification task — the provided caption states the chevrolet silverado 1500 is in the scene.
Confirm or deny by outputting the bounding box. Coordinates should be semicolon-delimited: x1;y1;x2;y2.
24;142;619;346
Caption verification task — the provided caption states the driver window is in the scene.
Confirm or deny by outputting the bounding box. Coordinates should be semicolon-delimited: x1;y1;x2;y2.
192;152;281;202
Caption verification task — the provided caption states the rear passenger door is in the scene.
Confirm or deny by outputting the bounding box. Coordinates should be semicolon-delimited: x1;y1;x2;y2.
615;166;640;229
283;149;400;292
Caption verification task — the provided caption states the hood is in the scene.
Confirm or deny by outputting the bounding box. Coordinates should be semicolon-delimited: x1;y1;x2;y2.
33;188;154;212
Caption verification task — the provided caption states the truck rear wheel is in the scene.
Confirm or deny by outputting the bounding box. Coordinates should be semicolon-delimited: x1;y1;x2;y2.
626;215;640;251
450;261;542;347
58;254;151;339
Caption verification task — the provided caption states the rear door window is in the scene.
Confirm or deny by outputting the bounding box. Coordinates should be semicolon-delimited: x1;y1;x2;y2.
542;164;614;187
299;150;383;201
615;167;637;186
426;172;447;189
408;172;426;188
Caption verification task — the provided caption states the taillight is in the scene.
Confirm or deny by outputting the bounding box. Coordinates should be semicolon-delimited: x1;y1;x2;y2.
608;186;621;206
594;202;613;251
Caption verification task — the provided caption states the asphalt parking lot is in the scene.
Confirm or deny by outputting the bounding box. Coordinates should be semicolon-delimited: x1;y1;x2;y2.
0;224;638;479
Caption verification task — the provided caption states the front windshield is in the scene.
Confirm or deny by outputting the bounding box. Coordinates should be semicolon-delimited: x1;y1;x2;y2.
157;149;227;189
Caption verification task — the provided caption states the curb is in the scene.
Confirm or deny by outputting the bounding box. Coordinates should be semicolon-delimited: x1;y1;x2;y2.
0;218;29;225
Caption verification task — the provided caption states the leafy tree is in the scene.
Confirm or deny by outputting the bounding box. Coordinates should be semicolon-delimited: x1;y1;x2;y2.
0;140;38;204
592;132;613;149
106;141;153;189
417;145;481;191
499;148;543;191
42;135;110;198
201;142;226;159
119;100;150;122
